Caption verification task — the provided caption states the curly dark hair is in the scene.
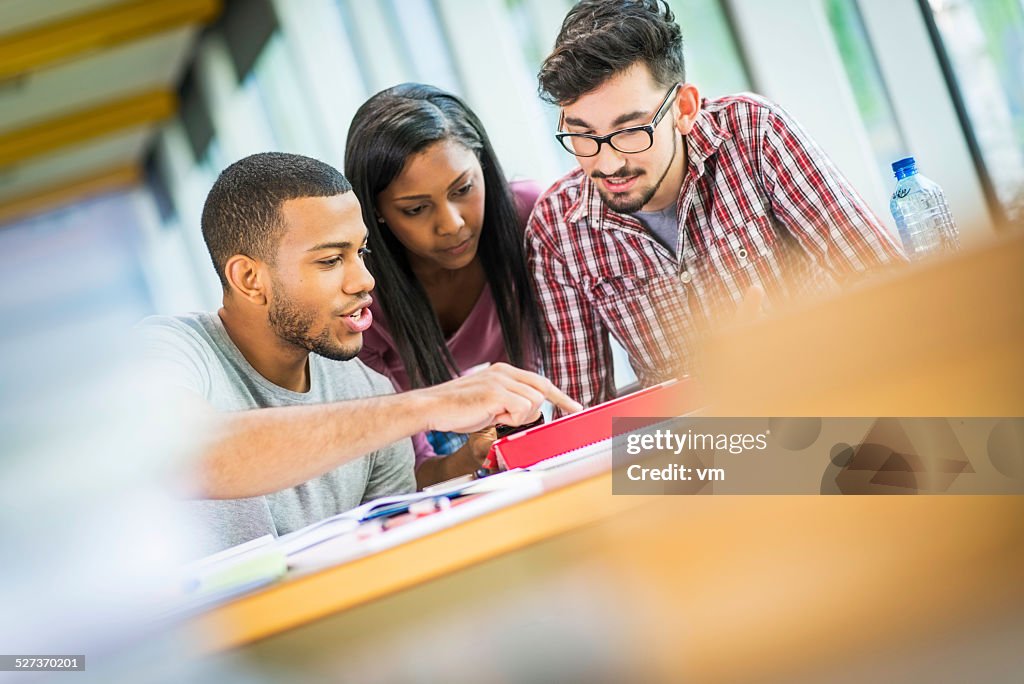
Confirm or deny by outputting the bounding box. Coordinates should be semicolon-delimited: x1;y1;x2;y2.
538;0;686;105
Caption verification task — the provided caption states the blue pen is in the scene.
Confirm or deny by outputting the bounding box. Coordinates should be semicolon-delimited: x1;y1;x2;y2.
358;501;415;522
359;495;455;523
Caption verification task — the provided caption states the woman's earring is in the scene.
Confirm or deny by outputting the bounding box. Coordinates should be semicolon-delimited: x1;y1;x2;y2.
376;215;385;223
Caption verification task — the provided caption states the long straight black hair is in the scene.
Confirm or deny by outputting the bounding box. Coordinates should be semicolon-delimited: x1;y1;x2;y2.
344;83;543;389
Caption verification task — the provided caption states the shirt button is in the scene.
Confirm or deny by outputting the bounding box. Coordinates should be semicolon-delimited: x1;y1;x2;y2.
737;248;749;263
680;270;692;284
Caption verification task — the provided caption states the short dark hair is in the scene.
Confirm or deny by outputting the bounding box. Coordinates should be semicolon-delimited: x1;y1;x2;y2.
538;0;685;105
201;152;351;289
344;83;543;388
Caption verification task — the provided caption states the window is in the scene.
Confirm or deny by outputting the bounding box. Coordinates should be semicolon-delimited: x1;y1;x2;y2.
244;32;323;158
667;0;751;97
926;0;1024;225
385;0;462;93
824;0;910;188
504;0;570;74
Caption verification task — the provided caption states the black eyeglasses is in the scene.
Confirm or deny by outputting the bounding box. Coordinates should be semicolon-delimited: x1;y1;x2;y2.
555;83;681;158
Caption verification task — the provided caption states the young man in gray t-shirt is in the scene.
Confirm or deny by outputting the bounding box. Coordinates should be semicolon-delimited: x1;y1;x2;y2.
141;153;580;553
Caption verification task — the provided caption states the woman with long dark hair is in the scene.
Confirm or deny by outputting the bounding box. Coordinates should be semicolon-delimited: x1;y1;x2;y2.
345;83;544;488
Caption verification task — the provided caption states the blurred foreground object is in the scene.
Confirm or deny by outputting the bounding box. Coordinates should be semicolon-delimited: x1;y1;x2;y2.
0;195;267;683
702;228;1022;416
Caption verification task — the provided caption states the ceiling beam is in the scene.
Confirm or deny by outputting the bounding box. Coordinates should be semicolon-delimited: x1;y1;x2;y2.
0;0;220;81
0;89;176;168
0;163;141;227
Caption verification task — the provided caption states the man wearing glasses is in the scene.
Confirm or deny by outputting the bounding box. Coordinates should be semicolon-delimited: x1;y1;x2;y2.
527;0;905;411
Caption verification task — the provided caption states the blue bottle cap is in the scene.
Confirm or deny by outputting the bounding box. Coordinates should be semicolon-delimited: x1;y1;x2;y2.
892;156;917;179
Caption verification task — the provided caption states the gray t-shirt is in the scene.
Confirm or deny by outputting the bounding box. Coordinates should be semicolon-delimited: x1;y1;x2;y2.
138;311;415;554
633;204;679;255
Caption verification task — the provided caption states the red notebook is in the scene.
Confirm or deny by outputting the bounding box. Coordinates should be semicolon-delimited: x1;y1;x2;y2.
488;378;702;470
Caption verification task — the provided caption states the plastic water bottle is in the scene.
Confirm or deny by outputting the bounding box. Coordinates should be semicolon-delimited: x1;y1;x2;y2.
889;156;960;260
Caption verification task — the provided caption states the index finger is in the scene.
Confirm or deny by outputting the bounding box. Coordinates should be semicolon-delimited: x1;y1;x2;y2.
496;365;583;415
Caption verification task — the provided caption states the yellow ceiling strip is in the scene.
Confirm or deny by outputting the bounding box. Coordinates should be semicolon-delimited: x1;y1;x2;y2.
0;89;176;168
0;0;221;80
0;163;141;227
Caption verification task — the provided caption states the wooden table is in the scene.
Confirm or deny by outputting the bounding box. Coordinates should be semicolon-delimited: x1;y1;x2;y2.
188;232;1024;682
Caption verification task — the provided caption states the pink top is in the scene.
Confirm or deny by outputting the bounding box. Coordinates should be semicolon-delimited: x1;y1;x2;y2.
358;179;542;468
361;283;509;393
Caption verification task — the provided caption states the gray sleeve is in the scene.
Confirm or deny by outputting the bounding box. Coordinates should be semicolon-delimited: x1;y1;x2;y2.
135;316;212;397
361;438;416;501
360;367;416;500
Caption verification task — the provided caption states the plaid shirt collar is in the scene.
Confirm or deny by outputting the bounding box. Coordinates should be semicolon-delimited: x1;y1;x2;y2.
566;101;734;229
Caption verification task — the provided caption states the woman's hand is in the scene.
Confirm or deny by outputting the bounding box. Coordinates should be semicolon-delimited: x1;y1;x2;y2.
464;426;498;466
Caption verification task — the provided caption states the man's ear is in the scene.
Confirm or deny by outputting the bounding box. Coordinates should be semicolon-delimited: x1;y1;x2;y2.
224;254;268;305
673;83;702;136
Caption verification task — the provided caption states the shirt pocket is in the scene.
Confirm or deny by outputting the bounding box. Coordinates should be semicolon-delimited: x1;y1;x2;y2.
708;215;785;302
587;275;691;379
588;276;655;336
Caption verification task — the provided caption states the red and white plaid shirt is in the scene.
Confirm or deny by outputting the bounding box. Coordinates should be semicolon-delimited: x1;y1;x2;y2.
526;93;906;410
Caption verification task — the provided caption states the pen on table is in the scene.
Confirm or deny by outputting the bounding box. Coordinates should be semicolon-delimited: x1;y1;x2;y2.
381;496;452;531
408;495;451;516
